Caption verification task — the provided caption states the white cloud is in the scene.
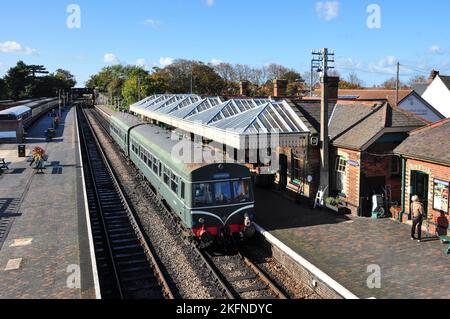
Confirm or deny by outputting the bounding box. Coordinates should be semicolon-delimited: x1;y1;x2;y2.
206;0;215;6
159;57;174;67
368;56;399;74
209;58;223;66
0;41;37;55
136;58;146;68
316;1;340;21
144;19;160;29
104;53;119;64
335;57;363;70
429;45;444;55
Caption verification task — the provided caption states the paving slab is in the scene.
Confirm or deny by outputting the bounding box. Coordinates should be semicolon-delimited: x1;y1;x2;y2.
255;188;450;299
0;107;96;299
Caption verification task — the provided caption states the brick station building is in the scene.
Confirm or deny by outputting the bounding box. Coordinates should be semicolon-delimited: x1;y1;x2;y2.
394;118;450;235
289;98;428;216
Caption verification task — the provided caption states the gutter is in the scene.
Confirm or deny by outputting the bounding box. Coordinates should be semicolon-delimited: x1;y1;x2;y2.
399;156;407;222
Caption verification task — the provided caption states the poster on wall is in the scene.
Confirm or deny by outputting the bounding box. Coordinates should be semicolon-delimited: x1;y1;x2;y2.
433;179;449;213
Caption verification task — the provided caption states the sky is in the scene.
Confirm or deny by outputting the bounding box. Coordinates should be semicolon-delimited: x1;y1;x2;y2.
0;0;450;87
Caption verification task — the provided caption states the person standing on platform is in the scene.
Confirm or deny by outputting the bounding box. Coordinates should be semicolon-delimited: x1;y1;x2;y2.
411;195;425;242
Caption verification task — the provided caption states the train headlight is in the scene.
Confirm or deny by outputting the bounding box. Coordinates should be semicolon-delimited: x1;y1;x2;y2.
198;218;205;224
244;213;252;227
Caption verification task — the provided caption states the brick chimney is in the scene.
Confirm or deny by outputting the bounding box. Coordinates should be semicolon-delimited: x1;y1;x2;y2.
327;76;340;100
240;80;249;96
273;79;288;98
428;70;439;84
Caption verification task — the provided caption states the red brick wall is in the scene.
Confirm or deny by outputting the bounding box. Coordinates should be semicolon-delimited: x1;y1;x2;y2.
405;159;450;234
335;148;361;215
335;146;402;216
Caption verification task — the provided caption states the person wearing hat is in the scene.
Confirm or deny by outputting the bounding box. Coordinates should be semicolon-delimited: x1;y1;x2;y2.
411;195;425;242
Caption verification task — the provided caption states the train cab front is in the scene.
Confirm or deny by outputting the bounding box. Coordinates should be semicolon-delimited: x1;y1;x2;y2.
190;165;256;248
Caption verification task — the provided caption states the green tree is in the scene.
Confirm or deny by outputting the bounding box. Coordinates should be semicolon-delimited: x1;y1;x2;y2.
54;69;77;90
4;61;32;99
0;78;7;100
122;72;156;106
152;60;225;95
2;62;76;99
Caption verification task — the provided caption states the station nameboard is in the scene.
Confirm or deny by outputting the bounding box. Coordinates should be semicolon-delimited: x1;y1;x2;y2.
347;160;360;167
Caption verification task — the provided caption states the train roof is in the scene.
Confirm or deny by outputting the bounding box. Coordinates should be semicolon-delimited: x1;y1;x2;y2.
111;112;232;176
23;98;58;109
111;112;144;128
0;105;31;117
132;124;232;176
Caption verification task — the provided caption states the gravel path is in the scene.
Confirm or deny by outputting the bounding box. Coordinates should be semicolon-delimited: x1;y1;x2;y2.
86;109;223;299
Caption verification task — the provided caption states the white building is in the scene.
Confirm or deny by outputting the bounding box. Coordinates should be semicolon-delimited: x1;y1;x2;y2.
422;72;450;118
335;89;444;122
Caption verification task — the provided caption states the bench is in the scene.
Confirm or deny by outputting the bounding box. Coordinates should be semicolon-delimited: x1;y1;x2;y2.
0;158;9;174
438;236;450;255
0;158;9;170
436;226;450;255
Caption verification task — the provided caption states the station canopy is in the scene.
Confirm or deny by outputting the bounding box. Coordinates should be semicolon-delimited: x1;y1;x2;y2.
130;94;311;150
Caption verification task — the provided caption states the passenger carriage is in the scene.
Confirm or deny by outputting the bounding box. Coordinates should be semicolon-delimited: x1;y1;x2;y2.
0;106;33;142
109;112;256;245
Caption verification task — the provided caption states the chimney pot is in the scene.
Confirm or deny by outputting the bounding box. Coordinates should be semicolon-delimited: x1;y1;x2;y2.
240;80;249;96
326;76;340;100
273;79;288;98
428;70;439;84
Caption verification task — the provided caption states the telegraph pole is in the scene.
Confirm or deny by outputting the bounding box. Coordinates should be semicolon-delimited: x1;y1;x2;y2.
312;48;335;198
310;53;322;97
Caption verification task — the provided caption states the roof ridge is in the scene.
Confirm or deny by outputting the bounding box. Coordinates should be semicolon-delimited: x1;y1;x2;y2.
409;117;450;136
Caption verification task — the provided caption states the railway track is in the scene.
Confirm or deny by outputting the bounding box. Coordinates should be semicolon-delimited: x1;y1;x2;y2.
77;106;174;299
198;249;288;299
89;106;289;300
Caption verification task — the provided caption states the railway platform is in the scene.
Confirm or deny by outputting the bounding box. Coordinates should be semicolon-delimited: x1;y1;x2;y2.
0;107;98;299
254;187;450;299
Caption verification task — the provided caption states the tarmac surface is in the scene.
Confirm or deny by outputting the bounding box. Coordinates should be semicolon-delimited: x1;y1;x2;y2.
0;107;96;299
255;187;450;299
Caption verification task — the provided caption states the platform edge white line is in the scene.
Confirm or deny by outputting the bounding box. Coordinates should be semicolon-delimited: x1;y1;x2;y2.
255;223;359;300
75;106;102;299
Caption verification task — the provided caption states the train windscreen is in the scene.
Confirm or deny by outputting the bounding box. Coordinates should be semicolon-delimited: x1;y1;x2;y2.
193;179;252;207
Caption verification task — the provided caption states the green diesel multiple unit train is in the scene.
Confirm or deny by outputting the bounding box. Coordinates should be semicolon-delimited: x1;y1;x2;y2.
109;113;256;245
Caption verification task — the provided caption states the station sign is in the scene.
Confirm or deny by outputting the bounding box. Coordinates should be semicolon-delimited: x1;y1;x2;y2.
347;160;360;167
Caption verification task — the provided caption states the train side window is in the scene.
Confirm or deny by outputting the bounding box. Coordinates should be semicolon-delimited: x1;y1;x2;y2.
181;182;185;200
163;166;170;185
153;160;158;174
171;173;179;194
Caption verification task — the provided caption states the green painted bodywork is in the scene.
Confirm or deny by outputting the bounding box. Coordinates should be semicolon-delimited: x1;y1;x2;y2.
109;113;254;232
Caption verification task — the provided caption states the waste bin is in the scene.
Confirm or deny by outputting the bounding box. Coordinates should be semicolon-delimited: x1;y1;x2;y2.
18;145;26;158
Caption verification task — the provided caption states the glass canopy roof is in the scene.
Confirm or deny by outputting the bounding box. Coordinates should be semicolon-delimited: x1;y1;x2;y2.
131;94;310;135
